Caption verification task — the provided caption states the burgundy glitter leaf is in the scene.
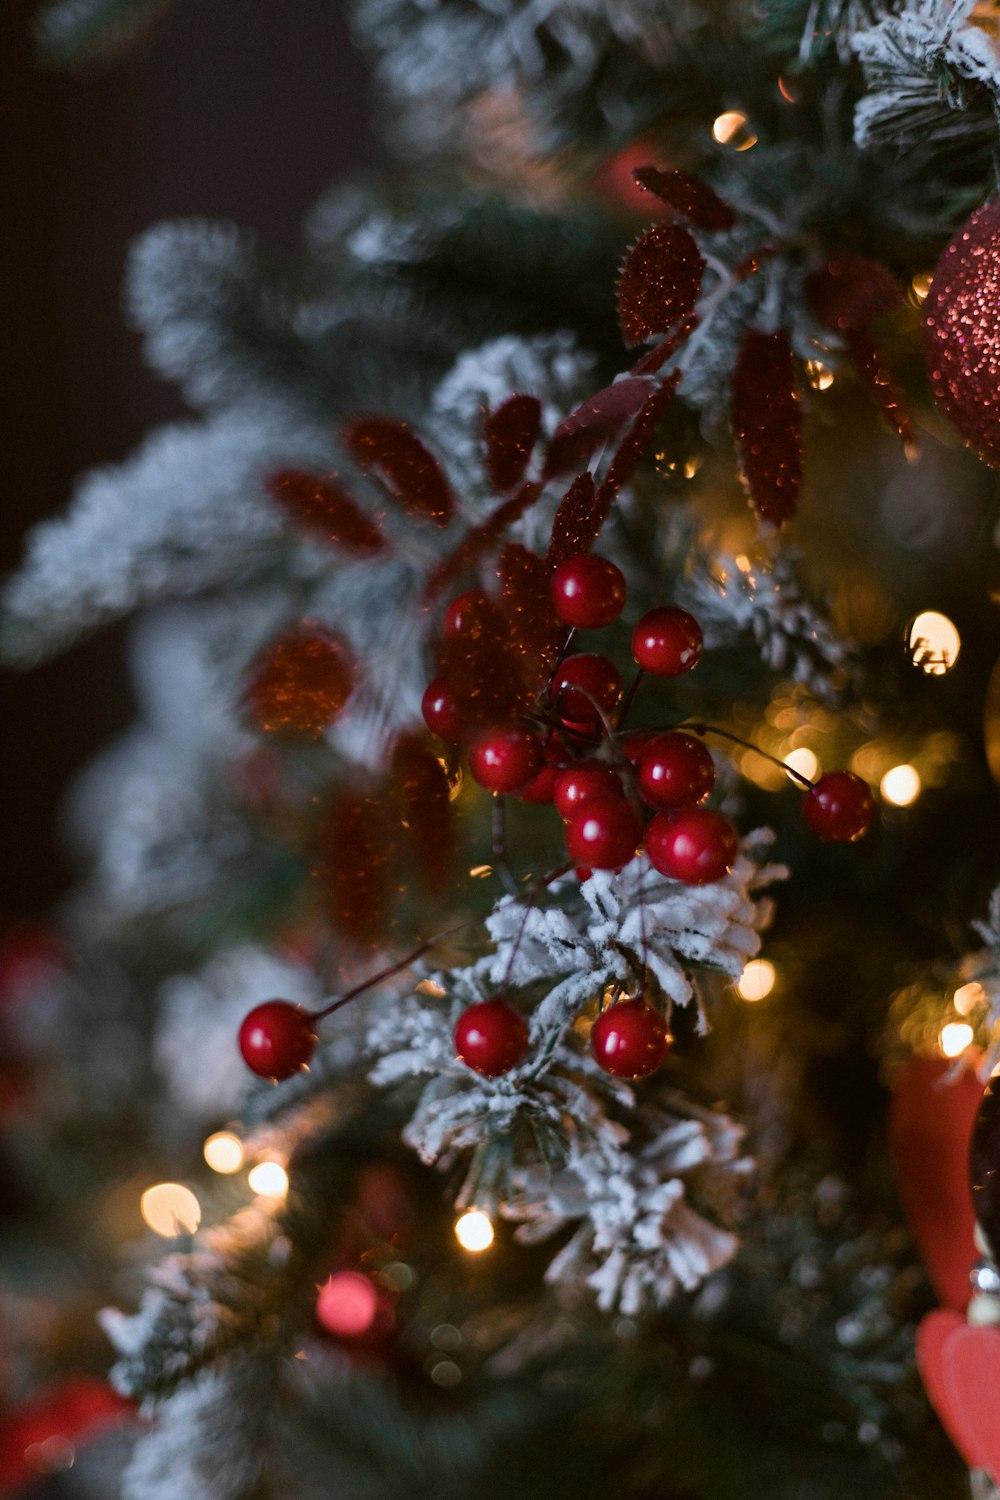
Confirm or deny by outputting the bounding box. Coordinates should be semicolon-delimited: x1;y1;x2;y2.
544;378;653;479
392;732;454;894
319;783;393;947
546;473;601;567
843;329;915;446
629;317;699;377
805;255;902;332
617;224;705;348
423;483;543;604
597;374;680;504
923;199;1000;467
435;592;534;730
498;543;564;690
484;394;542;492
266;469;387;556
343;417;453;527
731;331;802;527
632;166;736;233
244;623;357;737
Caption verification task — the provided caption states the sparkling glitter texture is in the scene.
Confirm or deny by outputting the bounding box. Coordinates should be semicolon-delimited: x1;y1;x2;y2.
245;624;356;736
266;469;386;555
632;165;736;232
731;330;802;526
616;224;705;347
923;199;1000;468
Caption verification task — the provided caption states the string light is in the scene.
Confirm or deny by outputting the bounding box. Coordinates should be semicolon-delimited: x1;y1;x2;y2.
735;958;776;1002
454;1210;494;1252
955;981;986;1016
908;611;961;675
880;764;921;806
784;747;819;781
247;1161;289;1199
804;359;834;391
711;110;757;150
939;1020;975;1058
203;1131;244;1174
909;271;933;306
140;1182;201;1238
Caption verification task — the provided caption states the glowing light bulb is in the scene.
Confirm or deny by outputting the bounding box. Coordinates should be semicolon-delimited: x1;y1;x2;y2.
784;747;819;782
910;272;933;305
804;359;834;391
940;1021;974;1058
248;1161;289;1199
880;764;921;806
315;1271;380;1338
955;982;986;1016
711;110;757;149
735;958;777;1002
908;611;961;675
140;1182;201;1238
454;1210;494;1253
203;1132;244;1174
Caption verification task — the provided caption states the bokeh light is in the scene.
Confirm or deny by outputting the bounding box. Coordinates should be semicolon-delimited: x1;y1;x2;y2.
908;611;960;675
939;1021;974;1058
203;1132;244;1174
735;959;777;1002
454;1210;494;1252
140;1182;201;1238
954;982;986;1016
784;747;819;782
247;1161;289;1199
315;1271;380;1338
712;110;757;149
880;764;921;806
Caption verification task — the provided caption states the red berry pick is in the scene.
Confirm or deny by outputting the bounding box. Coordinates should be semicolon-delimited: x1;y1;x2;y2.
591;1000;669;1079
646;808;738;885
565;796;641;871
239;1000;318;1081
469;726;544;793
631;607;703;677
421;677;464;742
551;554;627;629
551;653;622;734
245;625;355;736
803;771;875;842
638;731;715;810
454;998;529;1077
552;759;624;820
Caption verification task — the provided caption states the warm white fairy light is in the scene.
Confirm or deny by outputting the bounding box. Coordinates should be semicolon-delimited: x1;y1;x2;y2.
140;1182;201;1238
784;747;819;782
939;1021;975;1058
247;1161;289;1199
712;110;757;149
454;1210;494;1253
203;1131;244;1174
735;958;777;1002
804;359;834;391
954;981;986;1016
909;272;933;305
908;611;961;675
880;764;921;806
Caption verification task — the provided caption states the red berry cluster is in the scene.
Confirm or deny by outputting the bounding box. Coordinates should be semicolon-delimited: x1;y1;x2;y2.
451;992;669;1081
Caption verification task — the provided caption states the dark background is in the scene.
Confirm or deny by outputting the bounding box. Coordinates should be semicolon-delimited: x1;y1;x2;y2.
2;0;380;924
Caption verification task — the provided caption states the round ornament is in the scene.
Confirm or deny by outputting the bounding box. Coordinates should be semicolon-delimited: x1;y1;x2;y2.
591;999;669;1078
239;1000;318;1080
923;199;1000;466
454;998;529;1077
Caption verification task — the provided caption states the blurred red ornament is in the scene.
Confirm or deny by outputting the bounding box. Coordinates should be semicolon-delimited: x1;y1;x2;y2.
320;784;394;947
316;1271;395;1341
0;1379;132;1493
802;771;874;843
917;1309;1000;1481
245;624;356;736
923;199;1000;466
0;922;66;1007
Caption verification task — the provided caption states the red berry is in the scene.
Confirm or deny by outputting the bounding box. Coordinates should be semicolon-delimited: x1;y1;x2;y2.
551;554;627;629
421;677;464;741
454;998;529;1077
469;726;544;794
803;771;875;843
551;653;622;733
552;759;624;820
618;729;659;768
443;589;491;637
591;1000;669;1079
646;808;738;885
631;607;703;677
565;796;641;871
239;1000;318;1080
517;739;564;804
638;731;715;811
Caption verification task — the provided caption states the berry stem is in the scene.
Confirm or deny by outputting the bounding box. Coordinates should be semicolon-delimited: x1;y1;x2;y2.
546;627;577;692
615;667;645;730
682;721;817;790
491;796;518;896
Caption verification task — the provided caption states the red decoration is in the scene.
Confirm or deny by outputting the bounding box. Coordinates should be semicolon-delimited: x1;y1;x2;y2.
0;922;66;1007
591;1000;669;1078
424;482;542;603
805;254;902;332
923;199;1000;467
564;797;641;871
454;998;529;1076
316;1271;394;1341
550;653;622;734
484;394;542;492
731;330;802;526
552;759;624;820
546;472;604;567
245;624;356;737
0;1379;132;1493
266;469;386;555
443;589;494;638
889;1054;982;1311
646;808;737;885
391;732;454;893
631;606;703;676
517;739;564;804
469;726;545;794
343;416;454;526
544;379;654;479
632;165;736;232
617;225;705;347
618;728;659;767
597;375;679;499
638;731;715;810
320;785;393;946
802;771;875;843
551;553;627;629
238;1000;317;1080
917;1311;1000;1480
421;677;464;742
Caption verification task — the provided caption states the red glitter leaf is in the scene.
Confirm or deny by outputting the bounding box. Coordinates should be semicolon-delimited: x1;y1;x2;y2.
423;483;543;603
732;331;802;527
319;783;393;947
547;472;603;567
597;374;680;504
497;543;565;689
484;394;542;492
805;255;902;332
266;469;387;556
391;732;454;894
343;417;453;527
843;329;915;446
435;592;534;730
544;379;653;479
632;166;736;232
245;623;356;737
617;224;705;347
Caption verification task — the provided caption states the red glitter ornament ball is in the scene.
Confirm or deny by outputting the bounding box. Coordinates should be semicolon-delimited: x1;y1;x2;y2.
802;771;875;843
469;726;544;793
565;796;641;870
550;554;627;629
454;998;529;1077
245;625;355;736
551;653;622;733
239;1000;318;1080
638;731;715;810
646;808;737;885
923;199;1000;467
552;759;624;820
631;607;703;676
591;1000;669;1079
421;677;464;742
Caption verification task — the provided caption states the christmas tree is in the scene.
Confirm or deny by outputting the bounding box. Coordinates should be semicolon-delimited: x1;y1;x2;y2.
4;1;1000;1496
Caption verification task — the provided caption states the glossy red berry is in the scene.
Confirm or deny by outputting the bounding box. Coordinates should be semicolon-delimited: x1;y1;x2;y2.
631;607;703;677
551;653;622;734
646;808;738;885
638;731;715;811
618;729;659;768
443;589;492;637
454;998;529;1077
517;739;564;804
552;759;624;820
565;796;641;871
469;726;544;794
591;1000;669;1079
803;771;875;843
551;554;627;629
239;1000;318;1080
421;677;464;741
